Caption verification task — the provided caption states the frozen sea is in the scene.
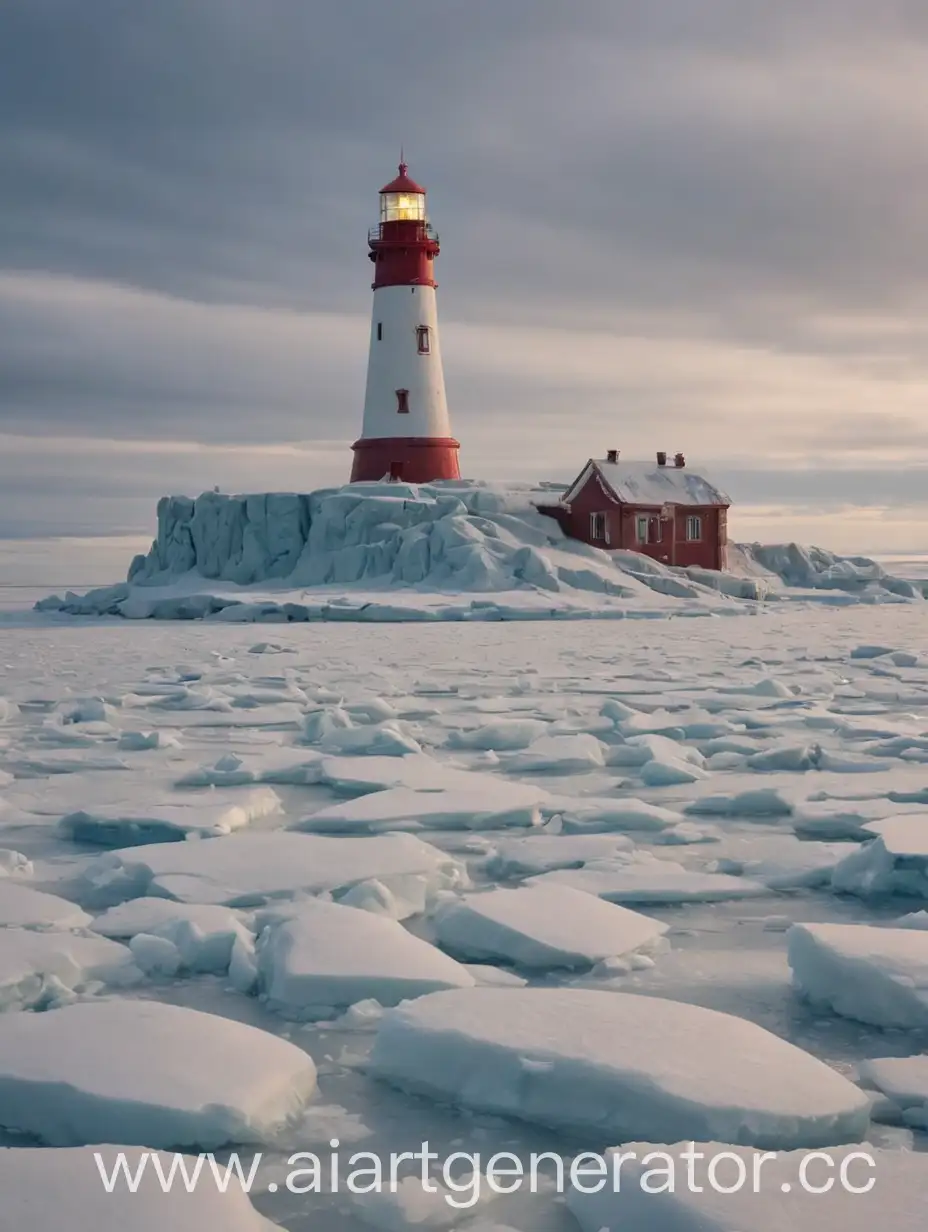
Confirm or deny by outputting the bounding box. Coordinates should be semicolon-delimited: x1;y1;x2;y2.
3;584;928;1230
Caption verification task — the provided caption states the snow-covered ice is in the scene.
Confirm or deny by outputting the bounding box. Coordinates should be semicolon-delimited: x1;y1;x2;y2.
58;785;282;846
0;879;91;928
370;988;870;1148
0;1147;284;1232
0;930;138;1011
298;782;546;833
482;832;634;877
567;1143;928;1232
531;854;769;904
432;882;667;969
858;1056;928;1129
90;898;251;973
5;594;928;1229
0;999;317;1146
788;922;928;1028
77;831;466;909
256;898;474;1017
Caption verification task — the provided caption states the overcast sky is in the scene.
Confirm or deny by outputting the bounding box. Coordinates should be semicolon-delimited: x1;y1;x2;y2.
3;0;928;581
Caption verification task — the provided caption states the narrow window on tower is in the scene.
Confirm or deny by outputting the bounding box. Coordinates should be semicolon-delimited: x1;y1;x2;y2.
416;326;430;354
395;388;409;414
376;322;383;341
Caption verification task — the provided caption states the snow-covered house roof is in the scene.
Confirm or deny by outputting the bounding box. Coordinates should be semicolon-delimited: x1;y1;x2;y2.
563;459;731;508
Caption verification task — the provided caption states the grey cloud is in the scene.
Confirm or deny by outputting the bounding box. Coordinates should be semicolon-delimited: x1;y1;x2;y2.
3;0;928;546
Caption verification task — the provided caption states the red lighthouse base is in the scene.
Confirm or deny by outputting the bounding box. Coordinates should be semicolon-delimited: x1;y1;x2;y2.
350;436;461;484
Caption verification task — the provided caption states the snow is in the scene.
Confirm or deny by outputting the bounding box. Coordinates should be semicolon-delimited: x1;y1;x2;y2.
58;786;283;846
5;598;928;1229
34;481;924;623
552;796;685;834
567;1144;928;1232
370;988;870;1148
432;883;667;969
504;733;606;773
482;833;634;877
90;898;251;973
0;848;32;878
531;854;769;904
0;880;91;928
0;1147;283;1232
577;458;731;507
788;923;928;1028
175;749;322;787
0;999;317;1146
858;1057;928;1128
317;753;492;795
0;930;138;1011
77;831;467;909
830;823;928;899
298;782;546;833
255;898;474;1017
446;718;549;750
351;1173;499;1230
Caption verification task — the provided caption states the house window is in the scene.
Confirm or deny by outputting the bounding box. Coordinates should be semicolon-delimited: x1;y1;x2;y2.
636;515;662;545
376;322;383;341
686;515;703;542
589;512;607;543
395;388;409;413
416;326;430;354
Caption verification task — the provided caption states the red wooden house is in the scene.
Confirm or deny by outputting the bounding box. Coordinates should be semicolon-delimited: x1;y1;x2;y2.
539;450;731;571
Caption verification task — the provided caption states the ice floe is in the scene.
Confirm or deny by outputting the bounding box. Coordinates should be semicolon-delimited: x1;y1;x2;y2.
90;898;251;973
788;922;928;1028
0;1146;284;1232
531;853;769;904
298;782;546;834
255;898;474;1017
567;1143;927;1232
77;831;466;909
858;1056;928;1129
831;817;928;899
482;833;635;877
432;883;667;969
58;786;283;846
0;930;138;1011
0;880;91;928
504;733;606;773
370;988;870;1148
0;999;317;1146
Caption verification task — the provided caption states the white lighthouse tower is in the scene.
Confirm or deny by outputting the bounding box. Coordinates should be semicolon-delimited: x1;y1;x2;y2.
350;160;460;483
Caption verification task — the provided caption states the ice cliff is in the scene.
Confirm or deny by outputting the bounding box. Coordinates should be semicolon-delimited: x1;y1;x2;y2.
36;480;923;621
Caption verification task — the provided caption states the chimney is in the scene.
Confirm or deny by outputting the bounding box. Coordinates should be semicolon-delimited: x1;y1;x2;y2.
656;451;667;467
606;449;619;464
674;452;685;468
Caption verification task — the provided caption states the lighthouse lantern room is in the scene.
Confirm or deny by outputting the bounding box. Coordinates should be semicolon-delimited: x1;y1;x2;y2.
350;161;461;484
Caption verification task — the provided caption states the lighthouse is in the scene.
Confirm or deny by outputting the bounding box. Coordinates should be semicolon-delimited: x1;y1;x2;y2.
350;161;461;484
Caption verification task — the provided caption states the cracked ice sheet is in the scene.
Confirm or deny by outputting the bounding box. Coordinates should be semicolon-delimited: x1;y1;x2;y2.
4;604;928;1225
76;831;467;909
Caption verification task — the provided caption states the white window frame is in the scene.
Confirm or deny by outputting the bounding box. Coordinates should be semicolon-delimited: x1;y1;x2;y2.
589;512;607;543
686;515;703;542
636;515;649;545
